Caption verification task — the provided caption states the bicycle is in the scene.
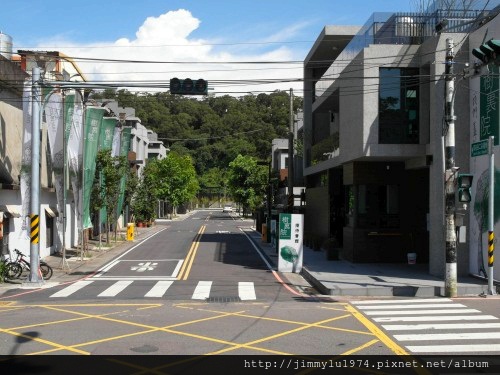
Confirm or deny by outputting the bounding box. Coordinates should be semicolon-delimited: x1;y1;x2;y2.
0;256;22;282
10;249;53;280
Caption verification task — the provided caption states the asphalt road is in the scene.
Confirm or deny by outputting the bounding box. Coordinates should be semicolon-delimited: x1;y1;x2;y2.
2;210;500;372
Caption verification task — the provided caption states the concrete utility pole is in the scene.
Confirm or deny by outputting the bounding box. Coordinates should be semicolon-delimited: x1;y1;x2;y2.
444;38;457;297
487;136;496;295
29;67;42;284
288;88;294;212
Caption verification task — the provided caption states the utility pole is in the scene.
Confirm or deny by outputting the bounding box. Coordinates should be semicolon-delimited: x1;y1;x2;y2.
444;38;457;297
487;135;496;295
29;67;42;284
288;88;294;212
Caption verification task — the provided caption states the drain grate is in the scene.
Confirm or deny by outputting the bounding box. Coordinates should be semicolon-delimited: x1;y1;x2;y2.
206;296;241;303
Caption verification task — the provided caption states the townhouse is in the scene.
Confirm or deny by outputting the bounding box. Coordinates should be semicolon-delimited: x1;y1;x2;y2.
302;2;500;278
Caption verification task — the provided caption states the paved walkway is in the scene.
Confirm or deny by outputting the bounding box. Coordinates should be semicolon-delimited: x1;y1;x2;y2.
1;212;492;297
251;234;490;297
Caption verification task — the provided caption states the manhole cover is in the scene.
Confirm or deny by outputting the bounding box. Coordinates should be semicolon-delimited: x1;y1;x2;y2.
130;344;159;353
206;296;241;303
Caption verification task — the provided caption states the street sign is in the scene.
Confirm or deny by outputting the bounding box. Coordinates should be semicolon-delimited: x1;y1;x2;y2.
471;139;489;157
278;213;303;273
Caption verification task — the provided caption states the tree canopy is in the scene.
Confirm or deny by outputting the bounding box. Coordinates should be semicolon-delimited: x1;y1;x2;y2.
91;89;302;212
91;90;302;176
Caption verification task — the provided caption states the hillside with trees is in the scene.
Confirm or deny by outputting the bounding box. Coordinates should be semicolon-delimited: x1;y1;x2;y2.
91;89;302;211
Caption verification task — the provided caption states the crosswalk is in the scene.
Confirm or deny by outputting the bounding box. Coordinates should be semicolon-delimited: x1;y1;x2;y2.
49;279;259;301
352;298;500;354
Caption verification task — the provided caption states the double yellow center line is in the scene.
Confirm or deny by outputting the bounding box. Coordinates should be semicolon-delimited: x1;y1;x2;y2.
177;225;206;280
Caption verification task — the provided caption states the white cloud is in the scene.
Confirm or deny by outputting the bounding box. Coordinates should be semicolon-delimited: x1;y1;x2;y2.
40;9;304;96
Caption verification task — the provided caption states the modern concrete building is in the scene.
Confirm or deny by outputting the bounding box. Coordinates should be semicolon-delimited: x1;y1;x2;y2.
302;3;500;277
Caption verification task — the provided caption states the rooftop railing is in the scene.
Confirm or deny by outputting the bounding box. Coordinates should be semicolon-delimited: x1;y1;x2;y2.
314;9;484;99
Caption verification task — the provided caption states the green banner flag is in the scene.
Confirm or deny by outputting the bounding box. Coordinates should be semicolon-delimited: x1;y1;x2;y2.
116;126;132;225
82;107;106;229
480;64;500;145
98;118;118;227
63;93;75;144
100;118;117;151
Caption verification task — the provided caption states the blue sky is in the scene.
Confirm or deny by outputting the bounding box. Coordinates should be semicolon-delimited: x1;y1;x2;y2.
0;1;420;95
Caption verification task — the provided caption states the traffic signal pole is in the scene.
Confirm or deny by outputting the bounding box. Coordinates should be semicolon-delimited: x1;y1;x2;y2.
288;88;294;213
444;38;458;298
488;136;496;295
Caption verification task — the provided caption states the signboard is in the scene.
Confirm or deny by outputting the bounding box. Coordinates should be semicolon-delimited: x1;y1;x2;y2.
278;213;304;273
480;65;499;145
471;139;489;157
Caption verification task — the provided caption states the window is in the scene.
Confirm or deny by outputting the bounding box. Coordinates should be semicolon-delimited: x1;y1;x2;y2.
357;184;399;228
45;213;54;248
379;68;419;144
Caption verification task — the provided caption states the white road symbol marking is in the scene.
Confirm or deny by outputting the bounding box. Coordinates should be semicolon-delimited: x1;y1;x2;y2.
131;262;158;272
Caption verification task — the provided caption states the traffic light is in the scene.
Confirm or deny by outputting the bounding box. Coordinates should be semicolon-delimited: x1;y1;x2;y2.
169;78;208;95
457;173;473;202
472;39;500;65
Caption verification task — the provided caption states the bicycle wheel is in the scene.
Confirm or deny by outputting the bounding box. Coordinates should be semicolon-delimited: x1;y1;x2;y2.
4;262;22;280
40;263;53;280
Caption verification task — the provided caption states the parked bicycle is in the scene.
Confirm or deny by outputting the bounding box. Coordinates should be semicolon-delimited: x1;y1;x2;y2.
9;249;53;280
0;256;22;282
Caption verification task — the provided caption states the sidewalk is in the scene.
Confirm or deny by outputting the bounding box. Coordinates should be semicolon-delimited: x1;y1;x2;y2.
246;228;490;298
1;212;492;298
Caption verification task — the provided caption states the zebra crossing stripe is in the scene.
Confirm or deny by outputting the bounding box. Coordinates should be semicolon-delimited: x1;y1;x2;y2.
192;281;212;300
144;281;174;298
352;298;453;304
364;309;480;316
356;303;466;310
395;332;500;341
48;279;257;300
383;322;500;330
50;280;94;298
98;280;133;297
407;344;500;353
355;298;500;354
238;282;256;300
374;315;498;322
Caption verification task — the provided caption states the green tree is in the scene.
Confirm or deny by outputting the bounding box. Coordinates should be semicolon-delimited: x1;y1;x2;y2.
131;163;157;224
150;152;199;218
227;154;268;216
91;150;128;244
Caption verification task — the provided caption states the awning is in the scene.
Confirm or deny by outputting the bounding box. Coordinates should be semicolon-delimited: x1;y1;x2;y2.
45;206;59;218
0;205;21;218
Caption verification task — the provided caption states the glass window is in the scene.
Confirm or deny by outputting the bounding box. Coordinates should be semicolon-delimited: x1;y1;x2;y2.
379;68;419;144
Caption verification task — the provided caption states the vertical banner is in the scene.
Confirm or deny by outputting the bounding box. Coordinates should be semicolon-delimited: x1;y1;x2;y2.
82;107;105;229
278;213;304;273
45;92;64;222
67;93;84;232
98;118;118;226
470;63;500;279
115;126;132;225
20;80;32;235
480;65;500;145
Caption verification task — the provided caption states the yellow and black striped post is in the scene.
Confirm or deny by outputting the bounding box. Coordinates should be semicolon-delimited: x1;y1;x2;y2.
30;214;40;244
488;231;495;268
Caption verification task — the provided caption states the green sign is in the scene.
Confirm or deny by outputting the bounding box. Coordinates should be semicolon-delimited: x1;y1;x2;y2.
480;65;500;145
279;213;292;240
471;139;489;157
